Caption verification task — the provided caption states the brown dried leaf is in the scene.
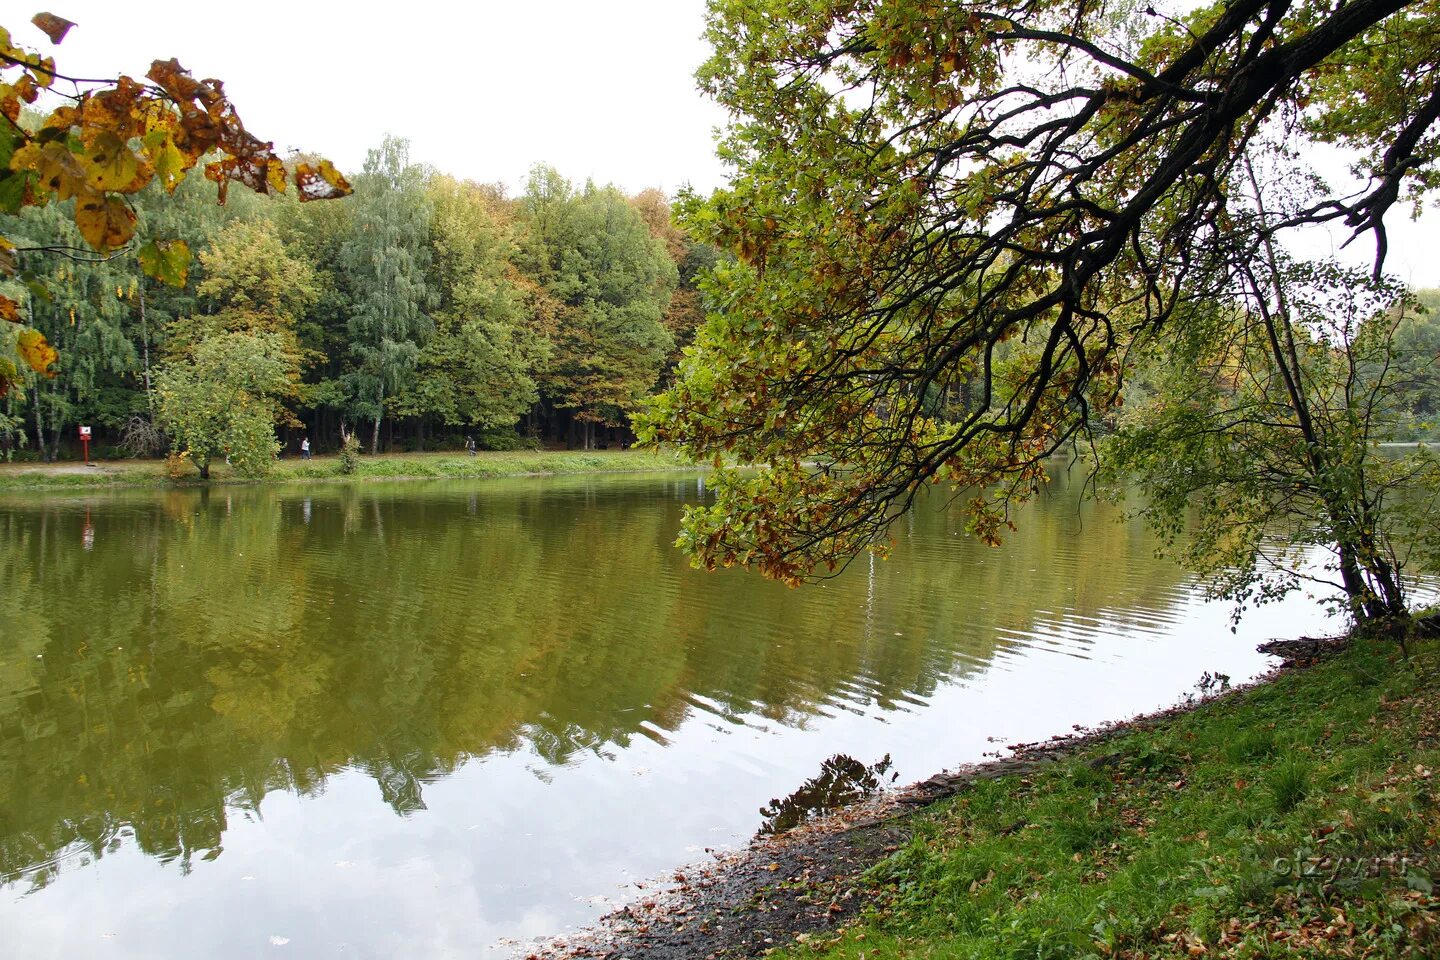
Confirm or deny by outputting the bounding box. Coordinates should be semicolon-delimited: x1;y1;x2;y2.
31;13;75;45
295;159;352;201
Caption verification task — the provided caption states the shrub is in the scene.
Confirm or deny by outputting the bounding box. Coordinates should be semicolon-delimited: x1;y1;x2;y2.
476;426;540;452
164;451;191;480
337;435;361;475
118;415;167;458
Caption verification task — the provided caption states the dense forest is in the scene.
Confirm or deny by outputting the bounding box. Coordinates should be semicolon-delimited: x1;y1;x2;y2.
0;133;717;465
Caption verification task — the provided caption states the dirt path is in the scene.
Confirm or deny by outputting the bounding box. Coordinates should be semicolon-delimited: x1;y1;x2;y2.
1;463;109;476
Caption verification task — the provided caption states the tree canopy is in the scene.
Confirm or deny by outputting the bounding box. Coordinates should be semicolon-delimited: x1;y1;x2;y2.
0;135;710;460
642;0;1440;588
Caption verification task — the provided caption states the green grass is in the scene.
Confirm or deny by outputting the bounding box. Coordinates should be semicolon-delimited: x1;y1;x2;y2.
782;635;1440;959
0;448;693;490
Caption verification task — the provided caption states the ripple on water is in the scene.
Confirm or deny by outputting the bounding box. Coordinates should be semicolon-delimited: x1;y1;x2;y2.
2;471;1417;960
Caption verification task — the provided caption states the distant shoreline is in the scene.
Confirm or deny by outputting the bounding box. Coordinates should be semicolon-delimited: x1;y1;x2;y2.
0;449;699;492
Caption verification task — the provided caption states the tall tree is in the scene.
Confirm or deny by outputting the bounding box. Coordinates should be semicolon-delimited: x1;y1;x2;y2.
1107;256;1438;628
629;188;718;383
643;0;1440;588
4;198;135;460
187;217;319;427
196;218;319;333
269;171;355;448
341;136;433;452
393;175;539;436
154;330;291;479
522;169;676;447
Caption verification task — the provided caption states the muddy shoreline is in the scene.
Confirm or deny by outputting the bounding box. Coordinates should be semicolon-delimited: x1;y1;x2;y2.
532;637;1344;960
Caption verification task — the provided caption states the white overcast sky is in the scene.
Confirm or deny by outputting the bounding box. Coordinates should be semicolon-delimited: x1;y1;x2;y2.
21;1;732;196
13;2;1440;287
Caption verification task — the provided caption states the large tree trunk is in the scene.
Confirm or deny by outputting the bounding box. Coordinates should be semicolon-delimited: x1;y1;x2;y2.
1356;532;1407;619
1337;525;1408;625
1337;541;1378;621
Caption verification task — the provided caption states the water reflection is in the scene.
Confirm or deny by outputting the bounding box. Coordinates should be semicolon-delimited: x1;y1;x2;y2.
757;753;895;835
0;471;1316;956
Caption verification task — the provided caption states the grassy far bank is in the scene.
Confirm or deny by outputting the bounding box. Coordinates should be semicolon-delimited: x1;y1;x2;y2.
767;634;1440;960
0;449;693;490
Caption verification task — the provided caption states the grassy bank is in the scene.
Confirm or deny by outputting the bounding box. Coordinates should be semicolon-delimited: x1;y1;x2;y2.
0;449;692;490
771;634;1440;959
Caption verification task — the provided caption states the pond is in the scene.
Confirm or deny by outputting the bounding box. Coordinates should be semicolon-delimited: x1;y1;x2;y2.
0;470;1339;957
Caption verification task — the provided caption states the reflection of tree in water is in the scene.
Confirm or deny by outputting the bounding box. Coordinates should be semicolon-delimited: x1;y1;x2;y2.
0;475;1193;887
757;754;894;836
365;756;429;816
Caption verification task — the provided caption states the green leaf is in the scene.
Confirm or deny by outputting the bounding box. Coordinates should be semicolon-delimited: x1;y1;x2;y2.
0;121;22;168
22;273;52;304
138;238;191;287
0;124;27;215
0;171;23;214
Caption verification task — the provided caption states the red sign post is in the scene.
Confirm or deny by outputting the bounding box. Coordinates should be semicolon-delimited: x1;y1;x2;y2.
78;425;91;465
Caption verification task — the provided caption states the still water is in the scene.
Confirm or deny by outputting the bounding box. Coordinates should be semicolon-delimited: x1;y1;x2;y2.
1;470;1340;956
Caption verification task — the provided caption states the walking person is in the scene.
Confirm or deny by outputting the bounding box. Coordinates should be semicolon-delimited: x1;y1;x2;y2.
301;436;311;460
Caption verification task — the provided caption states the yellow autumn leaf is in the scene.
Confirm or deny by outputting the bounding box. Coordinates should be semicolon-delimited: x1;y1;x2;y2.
17;328;57;376
32;56;55;89
142;127;192;192
11;139;88;201
83;131;145;192
0;293;19;323
152;137;188;191
266;157;287;194
74;192;137;250
0;86;19;124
